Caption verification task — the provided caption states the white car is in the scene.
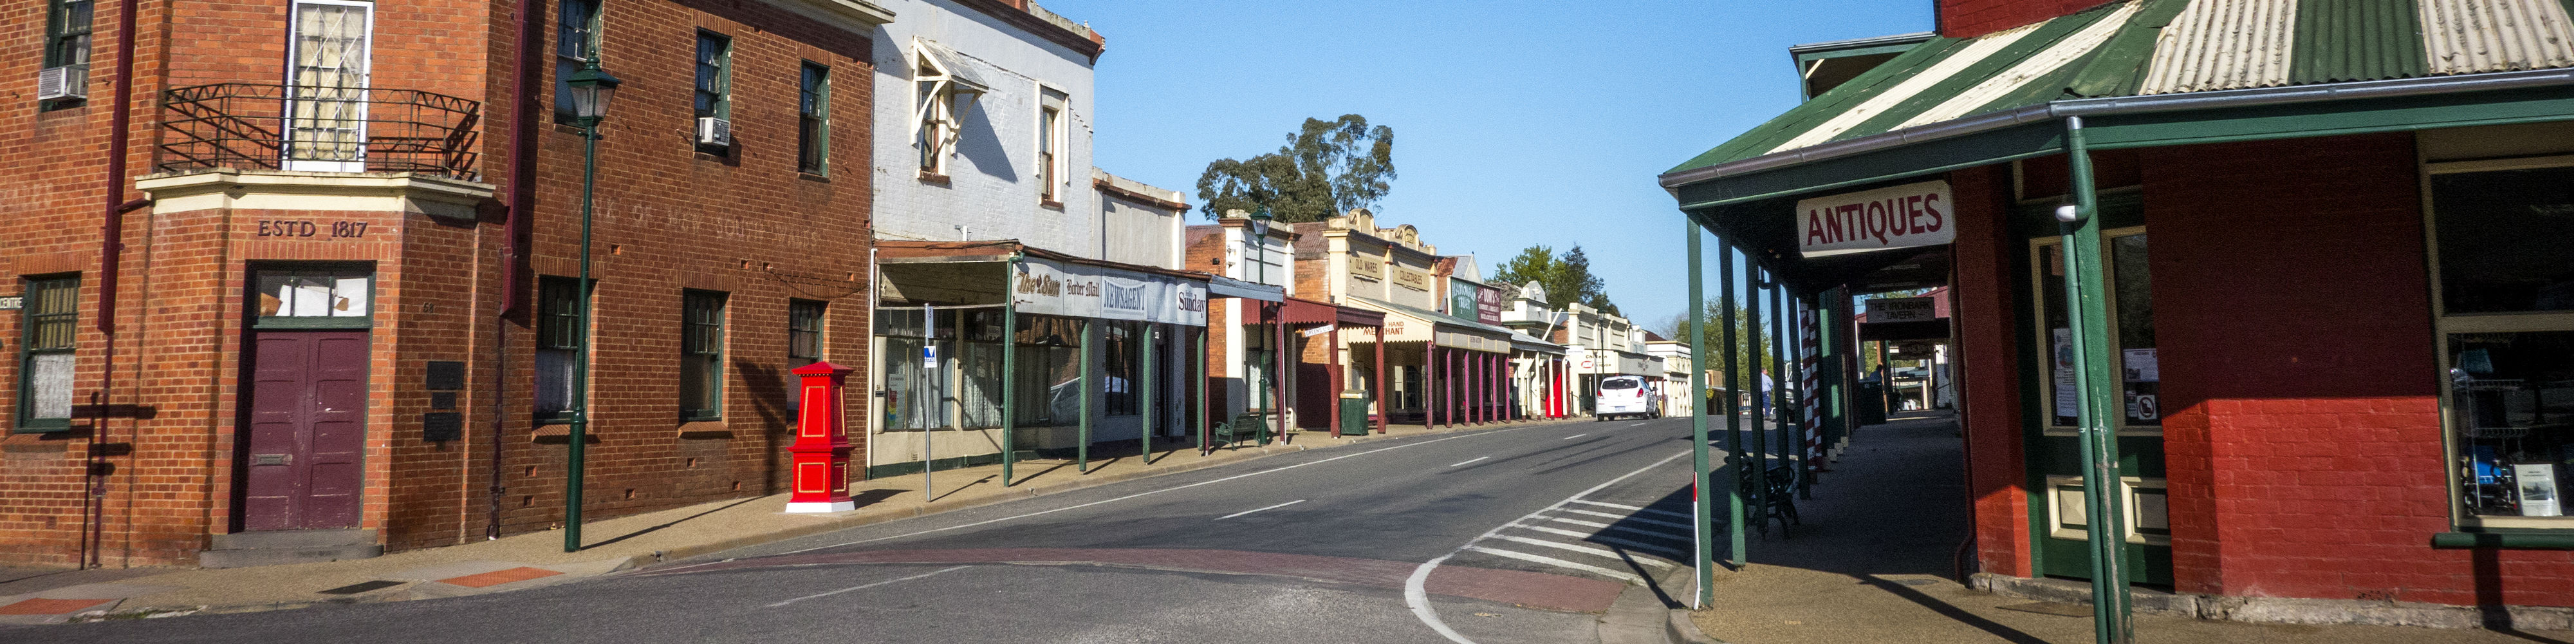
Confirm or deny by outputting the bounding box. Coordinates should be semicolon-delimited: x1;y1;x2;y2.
1595;375;1660;421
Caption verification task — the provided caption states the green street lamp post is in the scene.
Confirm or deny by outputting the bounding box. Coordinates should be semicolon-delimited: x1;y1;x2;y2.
562;62;620;553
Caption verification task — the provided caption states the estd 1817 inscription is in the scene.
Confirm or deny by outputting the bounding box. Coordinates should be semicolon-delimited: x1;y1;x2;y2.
257;220;371;239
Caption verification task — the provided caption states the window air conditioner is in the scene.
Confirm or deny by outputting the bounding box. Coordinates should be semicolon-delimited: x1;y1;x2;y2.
38;66;87;101
696;117;732;147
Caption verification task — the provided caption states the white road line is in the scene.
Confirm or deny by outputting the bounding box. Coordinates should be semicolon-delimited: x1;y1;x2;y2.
1569;499;1694;520
765;565;970;607
778;427;1526;555
1490;535;1673;569
1544;516;1691;542
1560;433;1586;440
1509;524;1688;559
1448;457;1490;468
1463;545;1644;584
1216;499;1305;520
1405;449;1691;644
1559;508;1696;530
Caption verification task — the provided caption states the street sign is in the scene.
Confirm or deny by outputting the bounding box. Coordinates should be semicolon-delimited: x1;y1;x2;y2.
1865;297;1936;323
921;345;938;369
1301;324;1335;337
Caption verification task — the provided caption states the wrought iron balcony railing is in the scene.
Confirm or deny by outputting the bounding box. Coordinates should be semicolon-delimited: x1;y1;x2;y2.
156;83;481;180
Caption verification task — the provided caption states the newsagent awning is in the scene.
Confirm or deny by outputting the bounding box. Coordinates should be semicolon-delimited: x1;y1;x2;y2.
1279;296;1385;327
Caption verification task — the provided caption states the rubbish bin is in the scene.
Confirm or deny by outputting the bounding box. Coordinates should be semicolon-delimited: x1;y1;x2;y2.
1340;397;1371;435
1855;380;1887;425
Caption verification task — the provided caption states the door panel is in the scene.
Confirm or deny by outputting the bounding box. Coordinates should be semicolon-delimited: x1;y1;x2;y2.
2017;196;2171;586
242;330;369;531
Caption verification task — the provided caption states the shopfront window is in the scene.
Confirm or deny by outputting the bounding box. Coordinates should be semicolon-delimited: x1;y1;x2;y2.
1014;316;1082;425
1103;321;1140;416
878;307;952;431
2428;159;2572;526
2032;228;2160;433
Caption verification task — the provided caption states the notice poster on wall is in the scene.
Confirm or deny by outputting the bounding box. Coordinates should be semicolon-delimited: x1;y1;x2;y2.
2516;464;2562;516
2052;328;2078;415
2123;348;2159;383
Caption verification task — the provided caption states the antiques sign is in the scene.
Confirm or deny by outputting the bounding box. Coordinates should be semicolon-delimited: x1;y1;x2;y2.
1796;180;1954;256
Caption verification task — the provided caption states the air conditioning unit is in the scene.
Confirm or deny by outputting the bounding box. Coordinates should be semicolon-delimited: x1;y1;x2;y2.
37;65;87;101
696;117;732;147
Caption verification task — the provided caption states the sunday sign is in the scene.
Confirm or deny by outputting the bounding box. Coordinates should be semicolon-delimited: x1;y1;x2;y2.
1795;180;1954;256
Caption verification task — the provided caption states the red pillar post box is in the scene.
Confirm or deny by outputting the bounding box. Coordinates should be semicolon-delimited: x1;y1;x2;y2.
786;361;855;513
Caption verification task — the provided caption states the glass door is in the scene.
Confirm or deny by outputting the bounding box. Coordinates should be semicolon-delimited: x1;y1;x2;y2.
2026;215;2174;587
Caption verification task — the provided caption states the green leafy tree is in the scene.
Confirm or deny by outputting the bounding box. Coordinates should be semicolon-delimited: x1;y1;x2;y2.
1490;244;1619;317
1196;115;1396;223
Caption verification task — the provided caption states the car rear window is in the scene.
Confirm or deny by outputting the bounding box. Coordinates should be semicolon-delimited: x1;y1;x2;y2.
1601;379;1640;390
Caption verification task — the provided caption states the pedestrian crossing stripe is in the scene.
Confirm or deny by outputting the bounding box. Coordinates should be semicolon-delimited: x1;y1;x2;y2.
1557;508;1694;531
1510;523;1689;558
1541;516;1692;542
1488;535;1674;569
1461;545;1645;585
1569;499;1693;521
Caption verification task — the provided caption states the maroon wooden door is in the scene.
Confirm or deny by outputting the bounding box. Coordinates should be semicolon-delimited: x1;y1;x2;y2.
241;330;368;531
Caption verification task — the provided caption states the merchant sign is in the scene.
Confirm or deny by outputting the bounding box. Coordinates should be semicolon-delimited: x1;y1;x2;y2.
1795;180;1954;257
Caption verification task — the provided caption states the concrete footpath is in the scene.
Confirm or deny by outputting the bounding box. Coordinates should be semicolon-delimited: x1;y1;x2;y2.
1677;412;2569;644
0;419;1573;626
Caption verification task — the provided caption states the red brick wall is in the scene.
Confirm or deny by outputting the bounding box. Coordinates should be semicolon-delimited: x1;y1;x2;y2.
2145;133;2569;607
1947;164;2034;577
0;0;876;566
1938;0;2115;38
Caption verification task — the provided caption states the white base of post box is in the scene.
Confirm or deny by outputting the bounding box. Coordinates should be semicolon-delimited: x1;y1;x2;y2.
784;500;855;513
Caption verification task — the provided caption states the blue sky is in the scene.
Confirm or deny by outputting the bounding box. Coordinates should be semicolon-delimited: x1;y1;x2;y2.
1044;0;1934;330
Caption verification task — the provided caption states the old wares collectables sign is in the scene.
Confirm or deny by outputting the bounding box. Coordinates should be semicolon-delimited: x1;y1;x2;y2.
1796;180;1954;256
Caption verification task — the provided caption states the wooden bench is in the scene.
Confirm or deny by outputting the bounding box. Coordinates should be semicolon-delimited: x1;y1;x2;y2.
1738;464;1801;538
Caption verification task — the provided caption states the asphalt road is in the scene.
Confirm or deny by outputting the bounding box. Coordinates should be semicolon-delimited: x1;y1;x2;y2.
23;415;1764;644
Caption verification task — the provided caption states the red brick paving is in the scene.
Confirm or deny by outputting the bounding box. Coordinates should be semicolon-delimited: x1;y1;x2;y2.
0;598;116;615
647;548;1627;612
437;566;564;589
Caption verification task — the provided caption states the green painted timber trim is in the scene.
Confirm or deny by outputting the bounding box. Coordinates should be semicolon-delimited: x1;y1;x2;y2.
2431;530;2573;549
2292;0;2427;85
1676;120;2066;209
1794;41;1928;66
2082;86;2574;150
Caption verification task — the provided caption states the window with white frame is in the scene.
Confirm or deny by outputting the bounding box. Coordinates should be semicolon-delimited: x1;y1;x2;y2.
1038;88;1067;202
284;0;372;172
2425;153;2572;527
913;40;985;176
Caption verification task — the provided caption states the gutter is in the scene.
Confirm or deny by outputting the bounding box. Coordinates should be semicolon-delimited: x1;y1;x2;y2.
1658;68;2575;191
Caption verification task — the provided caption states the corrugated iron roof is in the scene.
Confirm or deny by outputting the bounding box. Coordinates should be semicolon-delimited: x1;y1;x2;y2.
2140;0;2299;93
2422;0;2575;75
1669;0;2575;176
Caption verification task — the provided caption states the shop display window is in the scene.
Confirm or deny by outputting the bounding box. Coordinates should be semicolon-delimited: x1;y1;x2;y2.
2030;227;2160;434
2427;158;2573;526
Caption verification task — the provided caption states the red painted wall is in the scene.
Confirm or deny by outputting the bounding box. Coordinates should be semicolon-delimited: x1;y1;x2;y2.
1947;164;2034;577
2145;133;2569;607
1939;0;2116;38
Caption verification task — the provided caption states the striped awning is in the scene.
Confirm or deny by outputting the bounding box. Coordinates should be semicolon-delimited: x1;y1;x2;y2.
1668;0;2573;176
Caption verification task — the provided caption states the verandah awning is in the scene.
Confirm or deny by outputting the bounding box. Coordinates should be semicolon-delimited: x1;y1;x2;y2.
876;240;1212;327
1662;0;2573;216
1279;296;1386;327
1344;296;1513;353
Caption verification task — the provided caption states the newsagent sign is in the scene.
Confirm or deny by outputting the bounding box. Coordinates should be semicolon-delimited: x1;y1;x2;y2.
1013;257;1209;327
1795;180;1954;256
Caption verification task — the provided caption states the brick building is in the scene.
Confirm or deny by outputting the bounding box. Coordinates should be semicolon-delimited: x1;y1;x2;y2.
3;0;885;567
1663;0;2570;630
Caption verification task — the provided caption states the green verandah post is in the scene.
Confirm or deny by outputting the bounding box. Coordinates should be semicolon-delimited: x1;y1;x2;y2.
1002;255;1021;486
1196;327;1208;455
1686;217;1714;608
2061;116;2133;644
1079;319;1096;473
1720;240;1747;567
